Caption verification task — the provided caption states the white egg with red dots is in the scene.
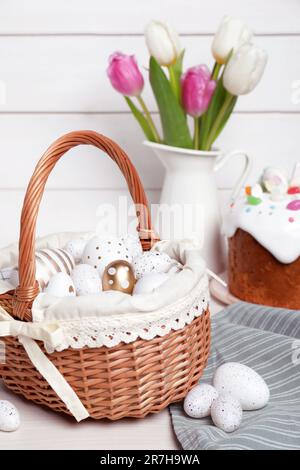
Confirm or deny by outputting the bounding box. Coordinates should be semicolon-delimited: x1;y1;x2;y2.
82;236;132;276
184;384;219;418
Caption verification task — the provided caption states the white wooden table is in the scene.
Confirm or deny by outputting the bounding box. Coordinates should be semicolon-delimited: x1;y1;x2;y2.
0;299;224;450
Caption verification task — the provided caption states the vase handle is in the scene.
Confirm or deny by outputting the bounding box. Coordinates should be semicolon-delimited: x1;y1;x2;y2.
214;149;252;201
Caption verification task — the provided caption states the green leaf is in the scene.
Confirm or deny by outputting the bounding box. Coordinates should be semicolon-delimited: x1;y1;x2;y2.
200;51;234;150
204;92;236;150
199;74;227;150
210;95;237;144
149;56;193;149
124;96;156;142
168;50;185;103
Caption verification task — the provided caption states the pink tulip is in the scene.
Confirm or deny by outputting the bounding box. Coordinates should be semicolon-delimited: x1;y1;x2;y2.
107;52;144;97
181;65;216;117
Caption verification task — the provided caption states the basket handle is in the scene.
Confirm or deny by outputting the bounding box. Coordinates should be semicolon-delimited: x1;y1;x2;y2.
13;130;157;321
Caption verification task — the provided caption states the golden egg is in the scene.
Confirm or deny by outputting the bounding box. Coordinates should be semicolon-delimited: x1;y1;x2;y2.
102;260;136;295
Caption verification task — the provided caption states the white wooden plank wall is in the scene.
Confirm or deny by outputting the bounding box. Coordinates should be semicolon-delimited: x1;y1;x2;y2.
0;0;299;247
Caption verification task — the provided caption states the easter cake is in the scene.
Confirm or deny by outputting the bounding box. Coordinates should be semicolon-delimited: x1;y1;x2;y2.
223;165;300;309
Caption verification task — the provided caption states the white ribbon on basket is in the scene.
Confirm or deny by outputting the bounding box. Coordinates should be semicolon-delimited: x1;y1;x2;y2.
0;306;89;422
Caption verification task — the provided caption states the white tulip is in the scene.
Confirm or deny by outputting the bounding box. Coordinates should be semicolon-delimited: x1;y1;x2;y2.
212;16;253;64
145;20;181;66
223;43;268;95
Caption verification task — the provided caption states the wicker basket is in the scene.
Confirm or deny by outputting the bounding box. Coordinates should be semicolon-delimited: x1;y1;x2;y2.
0;130;210;420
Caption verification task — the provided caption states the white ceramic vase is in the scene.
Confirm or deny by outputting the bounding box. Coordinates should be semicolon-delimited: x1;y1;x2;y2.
144;141;251;273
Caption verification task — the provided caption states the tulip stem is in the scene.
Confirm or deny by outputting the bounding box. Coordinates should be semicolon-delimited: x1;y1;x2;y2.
137;96;161;143
193;117;200;150
205;92;234;150
168;65;180;102
211;62;222;81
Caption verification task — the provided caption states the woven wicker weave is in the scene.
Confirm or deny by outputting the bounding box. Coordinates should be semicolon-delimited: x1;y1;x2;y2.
0;131;210;420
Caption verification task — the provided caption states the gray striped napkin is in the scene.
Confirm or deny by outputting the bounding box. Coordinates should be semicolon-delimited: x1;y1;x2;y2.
170;302;300;450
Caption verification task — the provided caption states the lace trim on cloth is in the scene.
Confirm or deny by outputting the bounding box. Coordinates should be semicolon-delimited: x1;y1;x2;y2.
45;279;209;353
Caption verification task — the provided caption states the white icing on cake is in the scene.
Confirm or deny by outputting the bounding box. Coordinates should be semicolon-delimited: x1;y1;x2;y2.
222;191;300;264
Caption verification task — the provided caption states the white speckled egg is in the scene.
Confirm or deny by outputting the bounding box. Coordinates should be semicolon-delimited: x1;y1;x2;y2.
133;272;170;295
133;252;174;279
64;239;87;263
44;272;76;297
0;400;20;432
184;384;219;418
213;362;270;411
211;394;243;433
121;234;143;260
71;264;101;296
82;236;132;276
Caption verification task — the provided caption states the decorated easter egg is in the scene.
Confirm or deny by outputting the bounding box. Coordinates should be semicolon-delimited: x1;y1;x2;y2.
262;167;288;194
184;384;218;419
121;233;143;259
71;264;101;296
35;248;75;290
44;272;76;297
0;400;20;432
133;252;174;279
133;272;169;295
286;199;300;211
82;236;132;276
213;362;270;411
102;260;136;295
211;394;243;433
64;239;87;263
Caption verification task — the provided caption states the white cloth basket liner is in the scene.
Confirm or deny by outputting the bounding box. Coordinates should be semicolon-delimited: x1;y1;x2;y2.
0;232;209;352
